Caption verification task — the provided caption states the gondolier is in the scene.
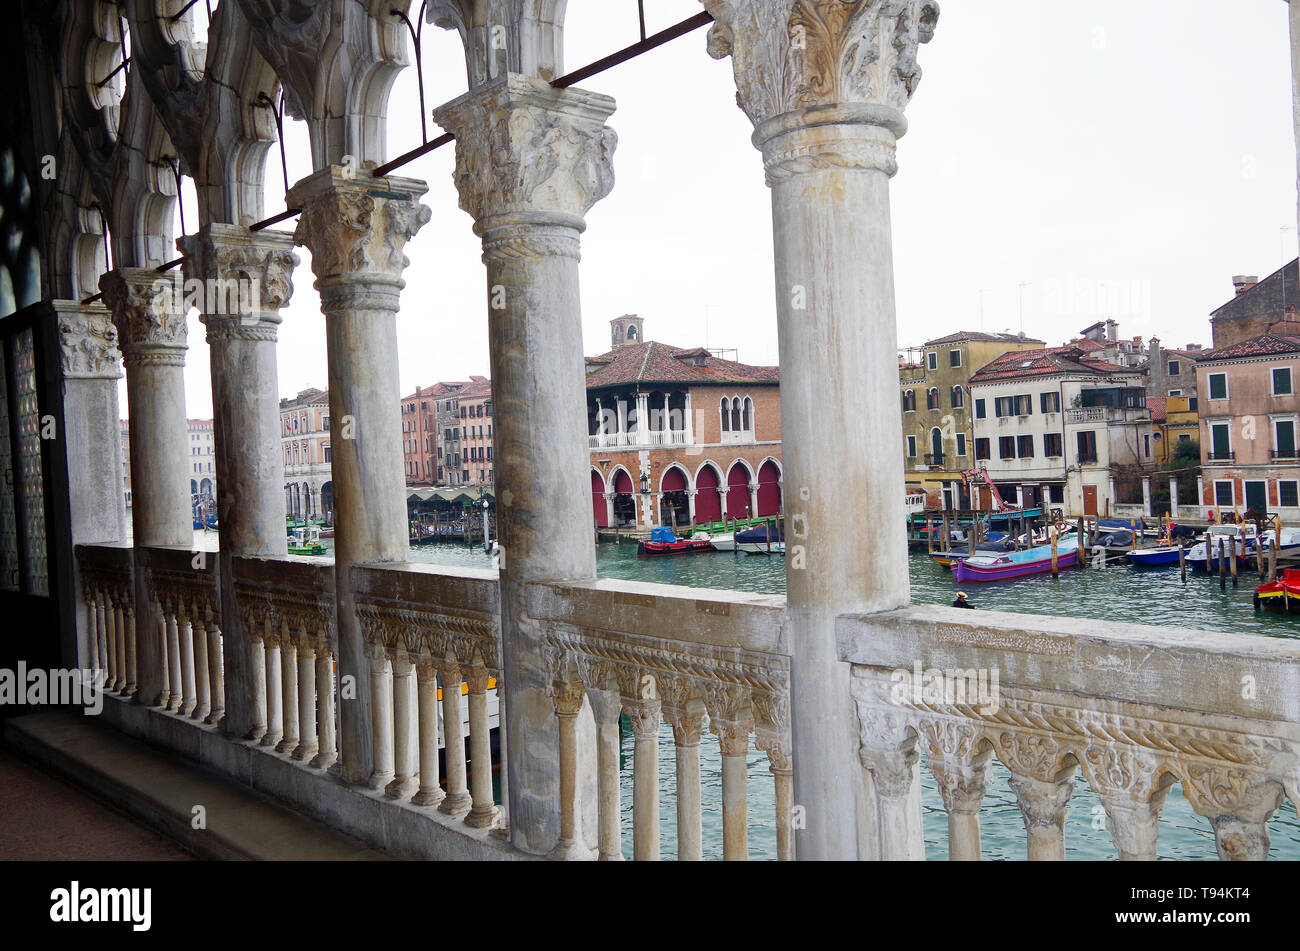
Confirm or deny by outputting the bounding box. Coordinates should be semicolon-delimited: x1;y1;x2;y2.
952;592;976;609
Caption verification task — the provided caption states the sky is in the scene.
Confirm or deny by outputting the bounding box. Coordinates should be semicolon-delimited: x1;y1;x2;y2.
153;0;1299;418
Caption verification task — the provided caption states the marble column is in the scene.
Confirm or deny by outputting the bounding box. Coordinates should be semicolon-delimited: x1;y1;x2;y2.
1169;476;1180;519
549;680;591;859
1142;476;1152;517
434;74;616;856
288;168;430;783
704;0;939;859
100;270;191;708
54;301;127;673
1008;770;1076;861
178;225;298;739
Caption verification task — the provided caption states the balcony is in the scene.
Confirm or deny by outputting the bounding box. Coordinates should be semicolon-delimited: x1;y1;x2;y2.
1207;451;1236;462
1272;450;1299;461
590;430;690;450
1064;407;1107;423
923;452;945;468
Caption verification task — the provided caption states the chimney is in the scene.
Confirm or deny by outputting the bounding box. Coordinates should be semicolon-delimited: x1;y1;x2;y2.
1185;343;1202;351
1132;335;1142;349
1232;275;1259;296
1105;318;1118;342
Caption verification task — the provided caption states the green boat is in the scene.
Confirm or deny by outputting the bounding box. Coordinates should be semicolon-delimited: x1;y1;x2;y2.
287;525;328;556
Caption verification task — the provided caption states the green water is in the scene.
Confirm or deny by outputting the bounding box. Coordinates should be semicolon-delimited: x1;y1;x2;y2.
390;539;1299;859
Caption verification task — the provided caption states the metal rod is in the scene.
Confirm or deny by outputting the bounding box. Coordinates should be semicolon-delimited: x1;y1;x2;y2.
155;256;185;274
638;0;647;41
392;7;428;144
249;207;302;232
96;58;130;88
551;10;714;90
166;157;186;237
371;131;454;177
169;0;202;21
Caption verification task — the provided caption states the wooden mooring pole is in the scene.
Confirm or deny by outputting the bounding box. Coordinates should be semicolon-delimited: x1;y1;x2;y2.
1179;542;1187;583
1231;535;1239;587
1050;529;1059;576
1219;539;1227;590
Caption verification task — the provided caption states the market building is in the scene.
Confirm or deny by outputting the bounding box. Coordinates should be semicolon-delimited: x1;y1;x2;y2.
279;387;332;520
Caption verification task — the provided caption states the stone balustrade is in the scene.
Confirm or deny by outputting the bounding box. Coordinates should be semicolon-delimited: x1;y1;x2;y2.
144;546;223;724
838;605;1300;861
77;544;134;699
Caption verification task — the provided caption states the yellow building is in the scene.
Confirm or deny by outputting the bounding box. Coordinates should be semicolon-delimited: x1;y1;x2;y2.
1149;395;1199;465
900;331;1045;508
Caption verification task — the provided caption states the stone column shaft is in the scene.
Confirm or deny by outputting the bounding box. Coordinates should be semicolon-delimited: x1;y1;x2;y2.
628;700;661;861
412;658;444;806
180;224;299;742
386;650;417;799
434;74;616;856
671;712;705;862
288;168;431;783
465;666;499;828
439;663;472;816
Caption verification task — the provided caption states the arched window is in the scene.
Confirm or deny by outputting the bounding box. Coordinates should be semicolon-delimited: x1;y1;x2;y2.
720;397;731;432
731;398;742;432
743;397;753;432
902;389;916;412
627;325;638;341
951;386;964;408
927;388;940;410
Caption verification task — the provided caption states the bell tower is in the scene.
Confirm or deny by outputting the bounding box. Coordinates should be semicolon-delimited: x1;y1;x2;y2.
610;314;644;348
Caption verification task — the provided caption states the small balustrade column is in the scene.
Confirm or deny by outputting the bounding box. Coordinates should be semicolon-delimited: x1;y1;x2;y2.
549;681;591;859
714;717;754;861
164;607;183;713
465;665;499;828
277;623;301;756
123;602;138;698
438;660;472;817
434;75;615;856
368;643;395;789
86;585;105;683
260;618;283;748
292;633;318;761
705;1;939;859
754;697;794;862
411;656;444;807
100;270;191;709
385;649;418;799
928;747;993;861
103;591;118;692
1007;769;1077;862
176;603;197;718
626;698;662;861
203;616;223;725
179;226;299;743
190;601;211;721
311;638;338;769
583;681;624;861
1184;772;1287;861
288;169;430;785
668;709;705;862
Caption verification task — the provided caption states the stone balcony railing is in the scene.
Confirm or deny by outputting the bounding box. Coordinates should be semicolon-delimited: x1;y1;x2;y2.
74;543;1300;861
589;430;690;449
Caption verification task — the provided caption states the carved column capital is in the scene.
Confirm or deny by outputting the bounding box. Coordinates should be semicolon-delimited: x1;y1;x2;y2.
55;301;122;380
99;268;189;367
669;710;707;749
551;680;586;718
713;718;754;758
178;224;299;343
465;664;493;695
286;168;431;311
704;0;940;184
625;698;662;738
433;74;617;244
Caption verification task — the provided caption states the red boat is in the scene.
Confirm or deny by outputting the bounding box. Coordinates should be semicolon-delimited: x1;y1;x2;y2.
1254;568;1300;613
637;526;715;558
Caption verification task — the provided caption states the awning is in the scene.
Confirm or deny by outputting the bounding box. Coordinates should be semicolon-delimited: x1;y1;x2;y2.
406;485;495;504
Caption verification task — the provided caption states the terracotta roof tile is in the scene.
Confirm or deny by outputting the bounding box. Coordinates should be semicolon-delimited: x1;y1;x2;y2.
922;330;1045;346
969;346;1136;383
1146;397;1167;422
584;341;779;388
1195;333;1300;363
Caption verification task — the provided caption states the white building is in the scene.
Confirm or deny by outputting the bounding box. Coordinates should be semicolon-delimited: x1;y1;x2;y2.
969;347;1156;517
120;419;216;511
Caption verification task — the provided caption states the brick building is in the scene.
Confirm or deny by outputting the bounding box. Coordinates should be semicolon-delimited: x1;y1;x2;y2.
1209;262;1300;349
586;316;781;529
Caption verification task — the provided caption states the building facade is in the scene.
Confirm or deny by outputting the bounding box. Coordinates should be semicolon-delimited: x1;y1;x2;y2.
586;317;781;529
400;384;442;486
1196;333;1300;516
279;387;332;519
969;347;1156;516
1209;263;1300;349
899;331;1044;509
120;418;215;512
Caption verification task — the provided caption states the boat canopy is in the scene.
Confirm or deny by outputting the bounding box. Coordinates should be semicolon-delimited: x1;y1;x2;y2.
406;486;495;504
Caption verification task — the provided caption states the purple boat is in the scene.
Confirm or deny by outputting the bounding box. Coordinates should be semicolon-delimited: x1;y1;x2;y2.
952;539;1079;582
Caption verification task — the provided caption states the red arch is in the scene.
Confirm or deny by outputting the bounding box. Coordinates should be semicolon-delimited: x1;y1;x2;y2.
662;467;687;492
591;470;608;527
613;469;634;495
726;463;751;518
756;461;781;516
695;466;721;522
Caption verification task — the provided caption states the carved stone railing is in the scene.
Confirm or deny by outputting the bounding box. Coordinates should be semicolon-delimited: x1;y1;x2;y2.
143;546;223;724
838;605;1300;861
76;544;135;698
525;577;791;860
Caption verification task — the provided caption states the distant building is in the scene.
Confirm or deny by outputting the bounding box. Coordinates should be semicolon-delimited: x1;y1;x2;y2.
1146;396;1199;466
120;418;215;511
279;388;332;519
407;377;494;487
899;331;1044;509
586;316;781;529
1065;319;1148;368
1209;261;1300;349
1195;333;1300;515
1144;336;1206;403
969;346;1155;516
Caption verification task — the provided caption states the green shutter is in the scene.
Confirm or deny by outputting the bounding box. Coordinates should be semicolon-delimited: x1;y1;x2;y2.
1278;421;1295;456
1212;424;1230;457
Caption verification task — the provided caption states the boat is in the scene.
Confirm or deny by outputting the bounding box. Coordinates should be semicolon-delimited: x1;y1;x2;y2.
1126;546;1184;567
706;532;735;552
1185;524;1259;571
952;535;1079;582
319;525;335;538
1255;567;1300;612
735;523;784;554
929;536;1017;567
287;525;328;556
637;526;716;557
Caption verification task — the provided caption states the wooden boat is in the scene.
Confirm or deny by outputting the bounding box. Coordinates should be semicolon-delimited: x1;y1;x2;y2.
952;535;1078;582
638;526;715;557
1255;568;1300;612
1126;546;1183;567
1185;524;1258;570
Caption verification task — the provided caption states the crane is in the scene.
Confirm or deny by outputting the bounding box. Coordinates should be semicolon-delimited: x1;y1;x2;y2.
960;466;1021;514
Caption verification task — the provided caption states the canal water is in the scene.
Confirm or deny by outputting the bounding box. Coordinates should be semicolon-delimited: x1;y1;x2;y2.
385;538;1300;859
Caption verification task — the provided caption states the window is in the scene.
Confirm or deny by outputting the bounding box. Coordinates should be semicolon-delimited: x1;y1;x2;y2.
974;399;986;420
998;436;1016;459
1143;434;1151;457
1044;433;1063;457
1273;367;1293;396
1040;392;1060;414
1168;389;1182;397
927;388;940;410
955;433;967;456
994;395;1033;417
1214;481;1235;507
902;390;916;412
1188;397;1198;412
949;349;962;368
1275;419;1297;458
1208;372;1228;400
906;435;917;457
927;352;937;370
951;386;964;409
1281;481;1299;508
444;428;451;441
1210;422;1231;460
1076;430;1098;463
1017;435;1034;458
1049;485;1065;504
975;438;990;460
